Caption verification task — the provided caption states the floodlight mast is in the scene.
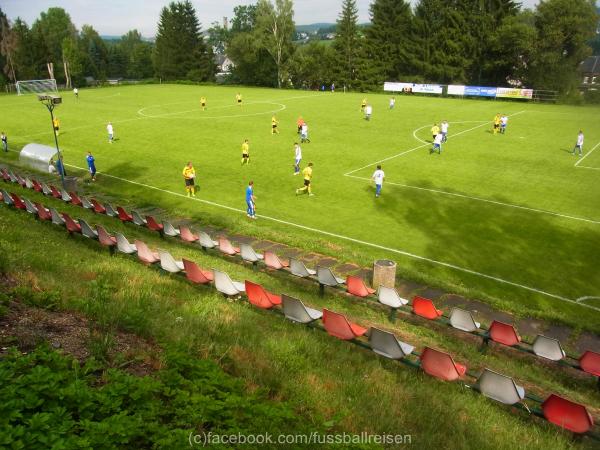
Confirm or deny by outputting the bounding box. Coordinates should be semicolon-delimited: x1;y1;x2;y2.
38;95;65;189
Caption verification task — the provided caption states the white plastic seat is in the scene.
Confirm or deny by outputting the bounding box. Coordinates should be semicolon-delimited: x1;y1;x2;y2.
1;189;14;206
158;249;184;273
213;269;245;296
377;286;409;309
131;210;147;226
50;207;65;226
25;178;34;189
105;203;118;217
199;231;218;249
449;308;481;332
289;258;316;277
23;198;38;215
41;182;52;196
476;368;525;405
79;219;98;239
81;196;93;209
532;335;566;361
60;189;72;202
115;233;137;254
281;294;322;323
163;221;180;237
369;327;414;359
317;266;345;287
241;244;264;263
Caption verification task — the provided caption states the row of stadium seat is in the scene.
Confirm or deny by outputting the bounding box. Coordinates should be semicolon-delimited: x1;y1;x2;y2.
0;188;597;436
2;165;599;386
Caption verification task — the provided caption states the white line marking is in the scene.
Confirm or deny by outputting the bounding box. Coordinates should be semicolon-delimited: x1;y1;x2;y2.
345;111;526;175
576;165;600;171
412;120;487;144
574;139;600;168
345;174;600;225
59;161;600;312
576;296;600;304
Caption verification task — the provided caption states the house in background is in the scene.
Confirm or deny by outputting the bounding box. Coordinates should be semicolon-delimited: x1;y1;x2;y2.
580;56;600;90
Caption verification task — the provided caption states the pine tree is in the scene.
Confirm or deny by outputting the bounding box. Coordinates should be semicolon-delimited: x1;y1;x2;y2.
332;0;361;88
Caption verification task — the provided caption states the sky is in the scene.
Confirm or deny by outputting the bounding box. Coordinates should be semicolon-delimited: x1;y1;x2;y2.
0;0;571;37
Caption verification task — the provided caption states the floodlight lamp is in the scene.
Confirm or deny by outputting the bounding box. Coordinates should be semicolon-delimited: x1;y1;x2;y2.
38;95;62;105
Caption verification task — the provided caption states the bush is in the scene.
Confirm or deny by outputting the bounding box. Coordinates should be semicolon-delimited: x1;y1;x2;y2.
583;88;600;104
0;345;309;449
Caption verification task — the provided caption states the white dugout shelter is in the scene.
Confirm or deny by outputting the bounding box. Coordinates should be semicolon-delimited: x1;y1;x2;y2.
19;143;58;173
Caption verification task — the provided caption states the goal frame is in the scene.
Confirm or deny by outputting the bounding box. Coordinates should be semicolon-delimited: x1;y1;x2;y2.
15;79;58;96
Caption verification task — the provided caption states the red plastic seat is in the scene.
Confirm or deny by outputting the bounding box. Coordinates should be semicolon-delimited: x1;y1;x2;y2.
90;198;106;214
579;350;600;377
541;394;594;433
34;203;52;221
32;180;43;192
97;225;117;249
10;193;27;210
245;280;282;309
182;259;213;284
62;213;81;234
488;321;521;346
69;192;83;206
420;347;467;381
1;169;10;182
134;240;159;264
218;237;240;255
322;309;367;340
346;275;376;297
412;296;443;320
117;206;133;222
264;251;289;269
180;226;199;243
145;215;164;235
49;185;62;199
16;176;27;187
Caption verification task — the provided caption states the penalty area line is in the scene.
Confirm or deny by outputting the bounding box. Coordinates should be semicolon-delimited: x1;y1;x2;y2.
63;161;599;312
574;139;600;168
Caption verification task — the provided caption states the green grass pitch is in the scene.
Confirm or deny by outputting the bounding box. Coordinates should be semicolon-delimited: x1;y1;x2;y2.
1;84;599;331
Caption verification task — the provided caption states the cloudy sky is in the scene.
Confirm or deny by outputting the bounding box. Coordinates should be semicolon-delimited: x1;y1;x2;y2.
0;0;575;37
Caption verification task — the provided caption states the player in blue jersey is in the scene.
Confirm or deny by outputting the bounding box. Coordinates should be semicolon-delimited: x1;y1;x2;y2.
86;151;97;181
246;181;256;219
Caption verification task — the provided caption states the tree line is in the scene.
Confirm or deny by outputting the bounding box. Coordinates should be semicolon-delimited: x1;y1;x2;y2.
0;0;598;96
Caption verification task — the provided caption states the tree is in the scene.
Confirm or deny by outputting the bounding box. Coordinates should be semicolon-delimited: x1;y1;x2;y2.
79;25;108;80
207;22;229;55
332;0;361;88
289;42;336;89
154;1;214;81
528;0;597;94
254;0;295;88
120;30;153;79
230;4;257;33
7;18;39;80
364;0;414;83
0;8;15;85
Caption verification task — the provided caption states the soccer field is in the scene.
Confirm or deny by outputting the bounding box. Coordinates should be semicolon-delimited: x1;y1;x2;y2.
2;84;599;331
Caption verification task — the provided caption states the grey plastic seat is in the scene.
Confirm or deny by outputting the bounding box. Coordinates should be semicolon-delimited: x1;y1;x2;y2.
23;198;38;215
532;335;566;361
105;203;117;217
81;196;93;209
41;182;52;196
449;308;481;332
1;189;14;206
213;269;245;296
377;286;409;309
289;258;316;277
476;368;525;405
116;233;137;254
79;219;98;239
132;210;147;226
317;266;345;287
369;327;414;359
199;231;218;249
241;244;264;263
8;171;18;183
158;249;184;273
281;294;322;323
60;189;72;202
163;221;180;237
50;208;65;226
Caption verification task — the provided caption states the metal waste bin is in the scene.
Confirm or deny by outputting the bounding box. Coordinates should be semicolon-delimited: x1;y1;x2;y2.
372;259;396;290
63;176;78;192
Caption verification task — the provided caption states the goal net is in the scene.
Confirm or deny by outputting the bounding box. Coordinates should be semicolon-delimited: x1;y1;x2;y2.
15;79;58;96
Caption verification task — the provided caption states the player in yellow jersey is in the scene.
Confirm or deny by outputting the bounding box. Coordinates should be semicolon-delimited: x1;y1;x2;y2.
53;117;60;136
236;93;242;106
271;115;279;134
361;98;367;112
493;113;501;134
241;139;250;165
296;162;314;196
200;96;206;110
431;123;440;141
182;161;196;197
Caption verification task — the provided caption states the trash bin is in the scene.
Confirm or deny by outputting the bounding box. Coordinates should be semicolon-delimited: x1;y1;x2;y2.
372;259;396;290
63;176;78;192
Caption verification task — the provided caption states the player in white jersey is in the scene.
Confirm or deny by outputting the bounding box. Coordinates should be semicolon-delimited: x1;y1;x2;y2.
431;133;443;154
573;130;584;156
500;115;508;134
107;122;114;143
293;143;302;175
440;120;449;142
372;165;385;197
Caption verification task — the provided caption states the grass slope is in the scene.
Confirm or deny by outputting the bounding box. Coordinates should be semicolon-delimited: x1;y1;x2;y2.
1;85;599;332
